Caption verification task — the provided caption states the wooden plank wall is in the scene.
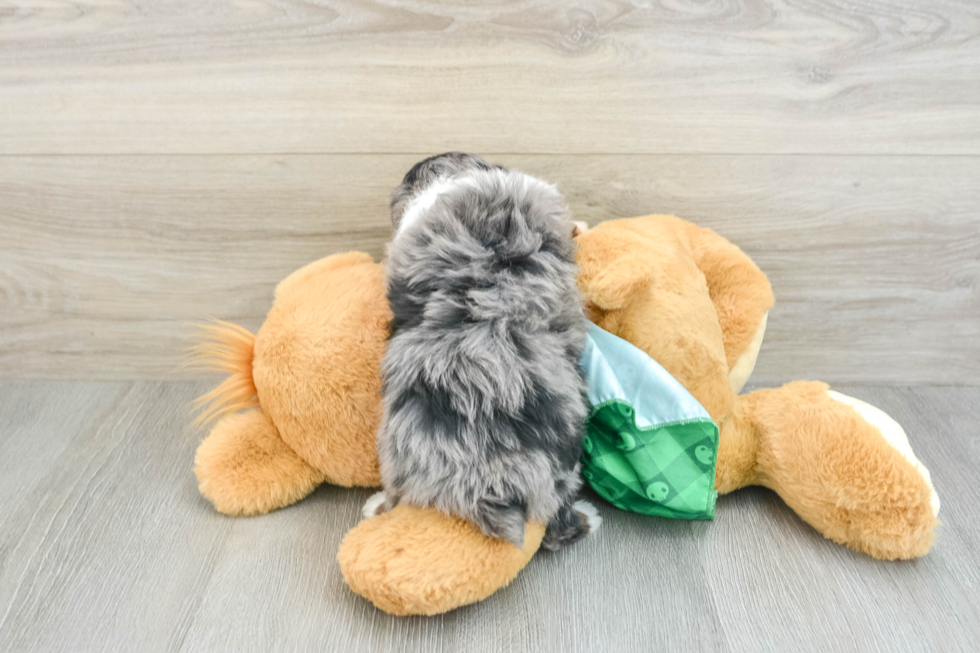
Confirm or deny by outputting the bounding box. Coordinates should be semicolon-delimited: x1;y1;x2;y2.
1;1;978;383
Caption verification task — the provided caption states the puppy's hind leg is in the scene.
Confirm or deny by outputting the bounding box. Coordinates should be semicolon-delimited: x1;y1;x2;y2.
361;491;396;520
541;499;602;551
473;497;528;549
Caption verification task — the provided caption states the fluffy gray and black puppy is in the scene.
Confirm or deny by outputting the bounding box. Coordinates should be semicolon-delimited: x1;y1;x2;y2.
362;152;601;551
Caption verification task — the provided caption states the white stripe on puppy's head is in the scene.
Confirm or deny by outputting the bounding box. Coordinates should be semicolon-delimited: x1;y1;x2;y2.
396;176;466;237
395;167;566;239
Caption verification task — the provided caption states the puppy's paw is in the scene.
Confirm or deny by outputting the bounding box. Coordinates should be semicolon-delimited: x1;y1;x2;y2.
574;500;602;535
361;491;388;520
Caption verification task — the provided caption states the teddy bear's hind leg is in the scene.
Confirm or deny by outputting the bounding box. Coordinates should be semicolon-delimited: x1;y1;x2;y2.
195;409;324;516
738;382;939;560
827;391;940;517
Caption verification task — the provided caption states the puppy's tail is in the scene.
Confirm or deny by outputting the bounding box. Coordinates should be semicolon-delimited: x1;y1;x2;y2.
185;320;259;428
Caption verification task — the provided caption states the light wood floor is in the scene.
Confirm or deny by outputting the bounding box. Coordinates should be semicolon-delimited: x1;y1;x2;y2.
1;1;979;651
0;381;977;652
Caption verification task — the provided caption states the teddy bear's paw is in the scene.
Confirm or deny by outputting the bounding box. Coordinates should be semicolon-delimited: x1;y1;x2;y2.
338;504;545;615
194;410;323;516
361;491;389;520
729;311;768;395
574;500;603;535
827;391;939;518
737;381;939;560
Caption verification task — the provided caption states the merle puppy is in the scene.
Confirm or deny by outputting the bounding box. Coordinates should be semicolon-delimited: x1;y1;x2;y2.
362;152;601;551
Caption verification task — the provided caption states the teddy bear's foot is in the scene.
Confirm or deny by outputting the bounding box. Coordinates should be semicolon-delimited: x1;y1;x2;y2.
733;382;940;560
338;504;545;616
194;409;324;516
826;391;940;517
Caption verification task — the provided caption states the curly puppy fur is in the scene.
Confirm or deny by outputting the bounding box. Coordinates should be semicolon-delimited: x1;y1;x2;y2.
376;153;594;551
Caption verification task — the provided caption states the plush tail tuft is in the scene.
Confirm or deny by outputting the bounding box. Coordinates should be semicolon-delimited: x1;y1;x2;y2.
186;320;259;427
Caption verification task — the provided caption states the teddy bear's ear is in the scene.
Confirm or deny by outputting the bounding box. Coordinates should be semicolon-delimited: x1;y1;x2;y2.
576;229;655;311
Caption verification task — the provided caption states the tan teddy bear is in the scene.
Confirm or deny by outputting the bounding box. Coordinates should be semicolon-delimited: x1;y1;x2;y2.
191;215;939;616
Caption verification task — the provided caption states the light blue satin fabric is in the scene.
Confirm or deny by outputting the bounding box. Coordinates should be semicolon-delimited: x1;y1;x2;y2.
580;323;712;429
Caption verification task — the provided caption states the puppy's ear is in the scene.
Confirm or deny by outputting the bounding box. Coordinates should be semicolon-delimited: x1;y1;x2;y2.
576;228;655;311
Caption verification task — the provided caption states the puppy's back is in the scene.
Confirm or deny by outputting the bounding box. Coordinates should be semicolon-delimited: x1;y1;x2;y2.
379;167;589;547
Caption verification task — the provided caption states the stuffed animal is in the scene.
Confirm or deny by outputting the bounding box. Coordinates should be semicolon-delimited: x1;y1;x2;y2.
191;215;939;616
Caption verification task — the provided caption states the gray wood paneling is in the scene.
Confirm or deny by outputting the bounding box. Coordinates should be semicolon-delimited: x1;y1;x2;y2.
2;155;977;383
2;0;978;382
1;1;978;155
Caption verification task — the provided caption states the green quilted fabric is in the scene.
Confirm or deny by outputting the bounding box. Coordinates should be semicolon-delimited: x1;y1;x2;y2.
579;324;719;520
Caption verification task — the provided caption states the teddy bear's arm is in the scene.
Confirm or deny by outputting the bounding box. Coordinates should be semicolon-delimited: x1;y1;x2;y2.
574;227;658;312
576;218;734;421
684;223;774;390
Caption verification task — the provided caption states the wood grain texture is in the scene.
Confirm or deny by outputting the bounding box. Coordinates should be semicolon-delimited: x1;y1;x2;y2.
0;382;977;652
1;1;979;155
2;154;977;382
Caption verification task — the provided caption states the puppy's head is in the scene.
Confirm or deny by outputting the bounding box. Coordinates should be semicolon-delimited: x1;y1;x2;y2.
390;152;584;243
390;152;504;233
